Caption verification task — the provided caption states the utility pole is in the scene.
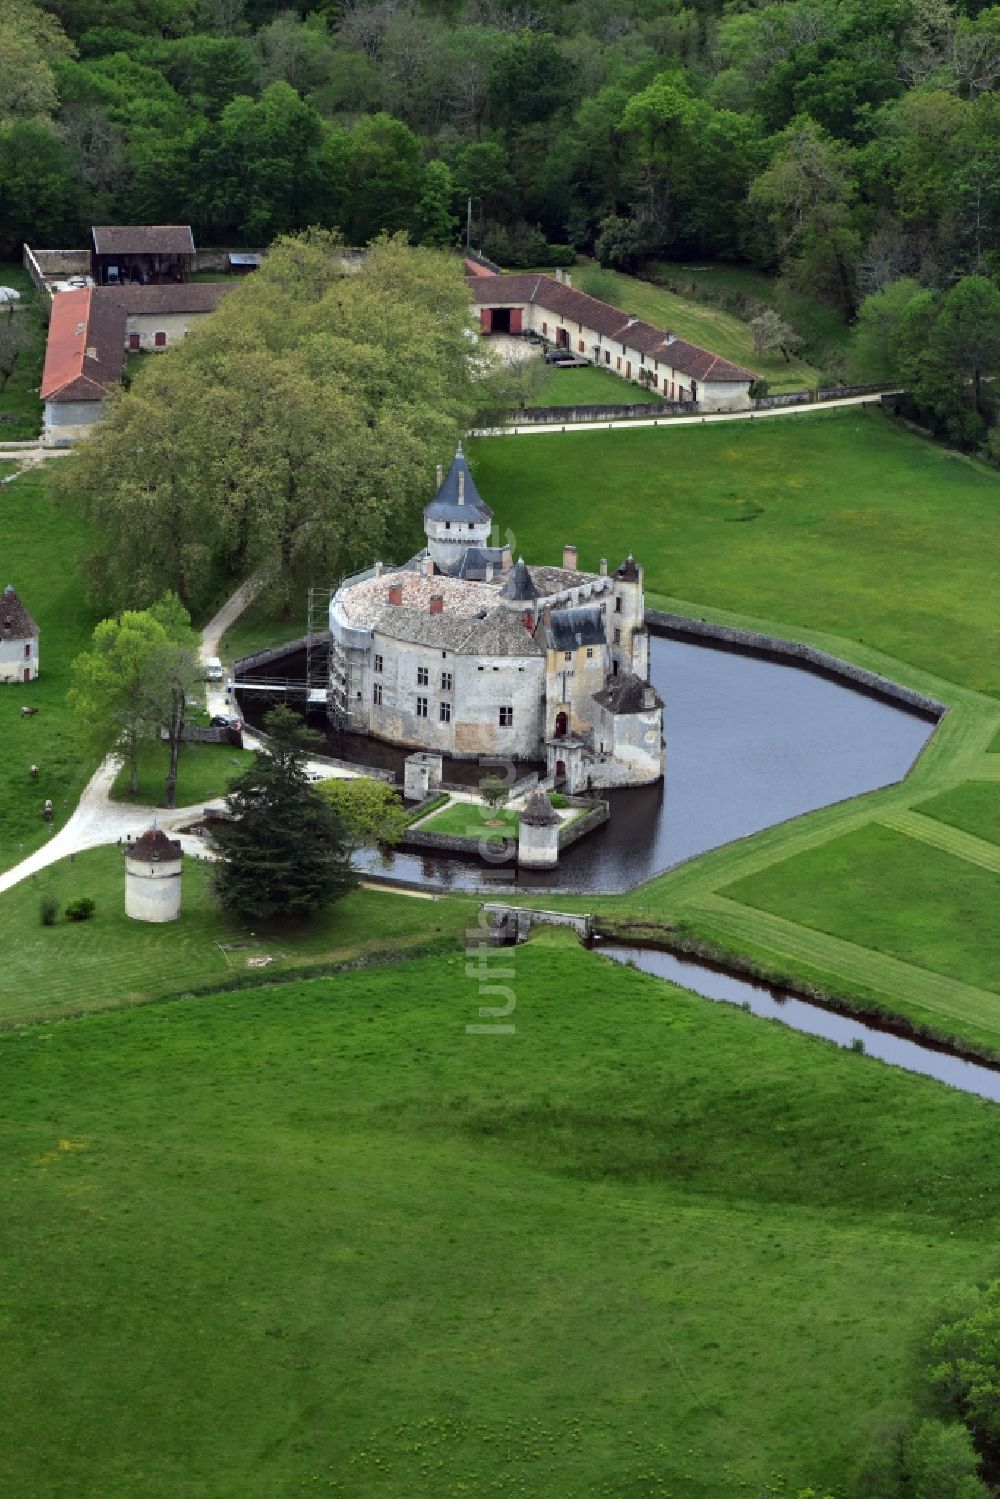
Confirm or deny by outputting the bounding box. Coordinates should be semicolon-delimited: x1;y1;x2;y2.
466;197;472;253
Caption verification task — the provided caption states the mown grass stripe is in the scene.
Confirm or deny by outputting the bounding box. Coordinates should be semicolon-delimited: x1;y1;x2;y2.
880;811;1000;874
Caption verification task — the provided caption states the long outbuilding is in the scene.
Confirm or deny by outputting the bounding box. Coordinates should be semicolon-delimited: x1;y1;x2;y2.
467;267;756;411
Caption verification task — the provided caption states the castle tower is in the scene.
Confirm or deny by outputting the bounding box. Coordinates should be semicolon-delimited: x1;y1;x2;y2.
124;826;183;922
517;788;560;868
609;553;648;680
423;445;494;571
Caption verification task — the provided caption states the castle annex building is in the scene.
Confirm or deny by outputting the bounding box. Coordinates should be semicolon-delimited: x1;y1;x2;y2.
328;450;664;790
466;265;755;412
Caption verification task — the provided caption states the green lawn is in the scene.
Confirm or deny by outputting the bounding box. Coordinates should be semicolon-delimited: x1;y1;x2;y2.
662;260;853;379
220;588;308;662
417;800;520;841
570;259;821;393
916;781;1000;847
0;845;473;1026
0;466;101;871
533;361;660;407
110;737;256;807
722;824;1000;997
0;263;45;440
468;409;1000;698
0;938;997;1498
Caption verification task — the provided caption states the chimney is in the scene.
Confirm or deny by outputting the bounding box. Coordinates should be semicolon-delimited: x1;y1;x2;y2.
599;558;608;577
421;556;434;578
563;544;577;570
523;608;535;633
436;462;443;490
564;272;572;288
501;542;512;571
484;562;494;583
664;329;675;345
387;583;403;606
374;561;383;578
458;469;465;505
429;594;444;615
642;687;656;709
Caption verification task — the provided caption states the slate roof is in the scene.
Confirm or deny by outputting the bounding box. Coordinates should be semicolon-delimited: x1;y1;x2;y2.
126;827;183;862
92;225;195;256
40;287;125;402
466;272;755;384
424;447;493;523
520;788;559;827
108;283;233;315
592;673;663;715
376;603;543;658
0;584;38;639
543;604;606;651
500;558;538;602
528;565;605;596
444;546;507;581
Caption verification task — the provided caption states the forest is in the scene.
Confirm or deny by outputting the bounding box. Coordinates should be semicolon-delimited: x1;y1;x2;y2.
4;0;1000;443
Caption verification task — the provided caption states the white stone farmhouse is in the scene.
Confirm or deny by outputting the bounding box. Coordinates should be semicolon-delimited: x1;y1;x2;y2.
467;265;755;411
328;449;664;790
0;584;39;684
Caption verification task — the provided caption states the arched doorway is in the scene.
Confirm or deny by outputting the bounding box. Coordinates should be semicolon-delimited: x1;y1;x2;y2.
555;711;568;738
555;760;566;780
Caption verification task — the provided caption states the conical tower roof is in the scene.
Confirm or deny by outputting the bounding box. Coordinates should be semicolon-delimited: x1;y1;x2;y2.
520;788;560;827
424;445;493;524
500;557;538;602
0;583;38;640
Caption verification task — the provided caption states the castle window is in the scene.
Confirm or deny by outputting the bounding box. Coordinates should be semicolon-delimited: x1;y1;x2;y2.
605;351;610;365
439;701;451;722
25;643;31;658
614;597;622;613
417;666;429;686
499;706;513;726
586;647;593;658
416;696;428;718
441;671;452;691
614;628;621;644
373;683;382;705
564;650;572;661
445;521;451;530
374;654;383;673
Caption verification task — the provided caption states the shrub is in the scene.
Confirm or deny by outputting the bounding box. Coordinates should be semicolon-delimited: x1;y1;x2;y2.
64;897;96;922
39;895;58;926
548;792;568;808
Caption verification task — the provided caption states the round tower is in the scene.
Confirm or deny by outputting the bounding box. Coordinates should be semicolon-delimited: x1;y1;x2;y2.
423;446;493;571
517;788;560;868
124;826;183;922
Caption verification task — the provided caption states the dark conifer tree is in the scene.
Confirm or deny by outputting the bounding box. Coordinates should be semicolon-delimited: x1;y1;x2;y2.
212;705;355;923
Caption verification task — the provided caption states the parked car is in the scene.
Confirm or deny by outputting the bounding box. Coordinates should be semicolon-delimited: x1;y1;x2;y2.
210;714;241;729
544;348;573;364
203;656;224;681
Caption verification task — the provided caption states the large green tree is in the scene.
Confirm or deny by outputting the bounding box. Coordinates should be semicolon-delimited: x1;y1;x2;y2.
61;230;500;615
212;705;355;923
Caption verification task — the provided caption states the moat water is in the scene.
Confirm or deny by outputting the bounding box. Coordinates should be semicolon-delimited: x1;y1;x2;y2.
592;941;1000;1103
237;630;935;893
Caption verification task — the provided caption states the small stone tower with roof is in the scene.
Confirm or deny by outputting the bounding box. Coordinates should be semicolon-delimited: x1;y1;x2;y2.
0;583;39;684
517;787;560;868
125;825;183;922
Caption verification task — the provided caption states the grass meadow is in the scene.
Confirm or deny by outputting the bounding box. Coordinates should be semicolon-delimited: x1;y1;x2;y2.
2;938;999;1499
917;780;1000;846
570;259;822;393
0;845;473;1026
469;408;1000;697
110;738;256;807
534;361;657;407
0;465;101;870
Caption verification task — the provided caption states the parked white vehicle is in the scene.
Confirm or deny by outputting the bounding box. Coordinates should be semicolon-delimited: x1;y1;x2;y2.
203;656;224;681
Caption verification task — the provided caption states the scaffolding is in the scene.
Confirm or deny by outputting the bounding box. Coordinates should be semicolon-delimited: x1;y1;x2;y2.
304;585;335;696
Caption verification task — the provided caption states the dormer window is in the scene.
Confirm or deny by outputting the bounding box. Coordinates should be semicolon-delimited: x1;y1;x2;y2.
445;521;451;530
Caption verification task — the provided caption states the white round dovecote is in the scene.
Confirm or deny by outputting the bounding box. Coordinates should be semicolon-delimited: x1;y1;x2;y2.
124;826;183;922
